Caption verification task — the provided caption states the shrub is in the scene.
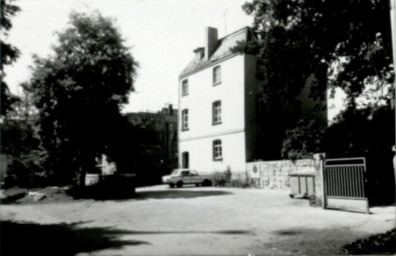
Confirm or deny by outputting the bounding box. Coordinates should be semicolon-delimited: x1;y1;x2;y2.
211;168;252;188
211;168;232;187
340;228;396;255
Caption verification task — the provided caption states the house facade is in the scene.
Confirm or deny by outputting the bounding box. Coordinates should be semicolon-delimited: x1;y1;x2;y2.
178;27;327;175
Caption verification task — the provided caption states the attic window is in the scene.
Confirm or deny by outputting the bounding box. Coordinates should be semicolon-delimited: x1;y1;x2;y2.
213;66;221;85
182;79;188;96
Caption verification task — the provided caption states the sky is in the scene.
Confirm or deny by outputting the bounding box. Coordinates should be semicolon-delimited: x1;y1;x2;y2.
4;0;342;119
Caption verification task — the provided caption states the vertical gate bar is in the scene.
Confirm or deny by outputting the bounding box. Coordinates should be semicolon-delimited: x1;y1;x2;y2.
336;167;339;196
335;167;338;196
342;166;346;197
327;167;331;196
326;167;333;195
329;167;334;196
337;167;341;196
351;166;354;197
326;167;330;195
347;166;351;197
333;167;336;196
340;166;344;197
351;166;357;197
356;166;362;197
339;167;342;197
355;166;359;197
359;166;364;197
331;167;334;196
351;166;355;197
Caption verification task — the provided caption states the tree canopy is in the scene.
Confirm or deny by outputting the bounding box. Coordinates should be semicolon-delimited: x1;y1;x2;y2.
236;0;394;109
24;12;138;185
1;0;20;116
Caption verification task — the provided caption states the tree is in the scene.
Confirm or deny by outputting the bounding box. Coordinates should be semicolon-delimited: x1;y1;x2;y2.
323;105;395;155
25;12;138;186
0;0;20;117
237;0;394;109
281;119;324;160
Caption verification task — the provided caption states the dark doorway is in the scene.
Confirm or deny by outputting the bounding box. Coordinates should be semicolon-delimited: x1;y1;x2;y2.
182;152;189;168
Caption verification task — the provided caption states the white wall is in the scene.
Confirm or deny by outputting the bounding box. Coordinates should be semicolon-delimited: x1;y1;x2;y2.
179;54;247;174
179;55;245;141
180;132;246;175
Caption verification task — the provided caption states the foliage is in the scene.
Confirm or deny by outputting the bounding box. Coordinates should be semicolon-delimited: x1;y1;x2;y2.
281;119;324;160
24;12;138;186
236;0;394;108
323;105;394;155
0;0;20;116
211;168;232;187
340;228;396;255
211;168;251;188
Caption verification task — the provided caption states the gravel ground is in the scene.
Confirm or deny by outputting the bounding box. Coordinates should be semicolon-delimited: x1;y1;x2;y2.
0;185;395;255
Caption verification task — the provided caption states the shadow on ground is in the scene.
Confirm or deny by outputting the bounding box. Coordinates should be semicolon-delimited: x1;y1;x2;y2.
0;221;148;256
135;189;232;200
269;227;396;255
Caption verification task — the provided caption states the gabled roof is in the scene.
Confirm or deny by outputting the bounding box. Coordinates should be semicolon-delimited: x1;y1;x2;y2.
180;26;257;78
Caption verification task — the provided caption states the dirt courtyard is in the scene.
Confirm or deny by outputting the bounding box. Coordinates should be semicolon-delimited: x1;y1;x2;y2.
0;185;395;255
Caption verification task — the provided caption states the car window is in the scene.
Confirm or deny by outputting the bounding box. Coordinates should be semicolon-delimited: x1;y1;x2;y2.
190;170;198;176
181;171;189;176
171;169;180;175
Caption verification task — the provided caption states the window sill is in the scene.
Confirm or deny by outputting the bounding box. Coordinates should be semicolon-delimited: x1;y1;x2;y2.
181;128;189;132
182;94;188;97
212;121;222;126
213;81;221;86
213;158;223;162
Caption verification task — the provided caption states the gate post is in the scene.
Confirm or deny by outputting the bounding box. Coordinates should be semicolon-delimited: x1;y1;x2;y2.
313;153;326;208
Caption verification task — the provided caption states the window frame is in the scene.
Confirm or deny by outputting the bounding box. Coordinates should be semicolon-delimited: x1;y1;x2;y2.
181;79;189;96
181;109;189;131
213;65;221;85
213;139;223;161
212;100;222;125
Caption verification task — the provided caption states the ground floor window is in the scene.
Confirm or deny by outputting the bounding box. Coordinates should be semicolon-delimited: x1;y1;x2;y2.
213;140;222;161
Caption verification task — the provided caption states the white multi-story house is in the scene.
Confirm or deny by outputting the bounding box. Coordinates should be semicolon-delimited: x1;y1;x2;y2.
178;27;326;175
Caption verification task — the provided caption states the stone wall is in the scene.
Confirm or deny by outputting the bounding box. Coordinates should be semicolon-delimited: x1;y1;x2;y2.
246;153;324;207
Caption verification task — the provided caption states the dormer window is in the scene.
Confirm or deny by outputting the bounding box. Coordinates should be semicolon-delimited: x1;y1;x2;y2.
213;66;221;85
182;79;188;96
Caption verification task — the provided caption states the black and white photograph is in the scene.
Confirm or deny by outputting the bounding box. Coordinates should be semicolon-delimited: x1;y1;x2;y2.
1;0;395;255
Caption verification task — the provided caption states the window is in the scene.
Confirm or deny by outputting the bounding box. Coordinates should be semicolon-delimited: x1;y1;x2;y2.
212;101;221;125
182;79;188;96
181;109;189;131
213;140;222;160
213;66;221;85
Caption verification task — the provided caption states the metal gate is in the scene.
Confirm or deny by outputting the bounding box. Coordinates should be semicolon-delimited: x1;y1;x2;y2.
323;157;369;213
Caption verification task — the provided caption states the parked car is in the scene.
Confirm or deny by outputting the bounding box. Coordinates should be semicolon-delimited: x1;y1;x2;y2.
162;169;212;188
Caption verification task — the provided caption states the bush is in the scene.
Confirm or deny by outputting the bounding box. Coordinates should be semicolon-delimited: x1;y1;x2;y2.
340;228;396;255
211;168;251;188
211;167;232;187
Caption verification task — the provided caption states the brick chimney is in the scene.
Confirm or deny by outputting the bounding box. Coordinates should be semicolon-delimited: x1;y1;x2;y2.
204;27;218;61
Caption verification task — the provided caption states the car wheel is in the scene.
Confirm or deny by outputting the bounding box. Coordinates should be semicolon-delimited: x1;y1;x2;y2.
202;179;212;187
169;183;175;188
195;183;200;187
176;181;183;188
